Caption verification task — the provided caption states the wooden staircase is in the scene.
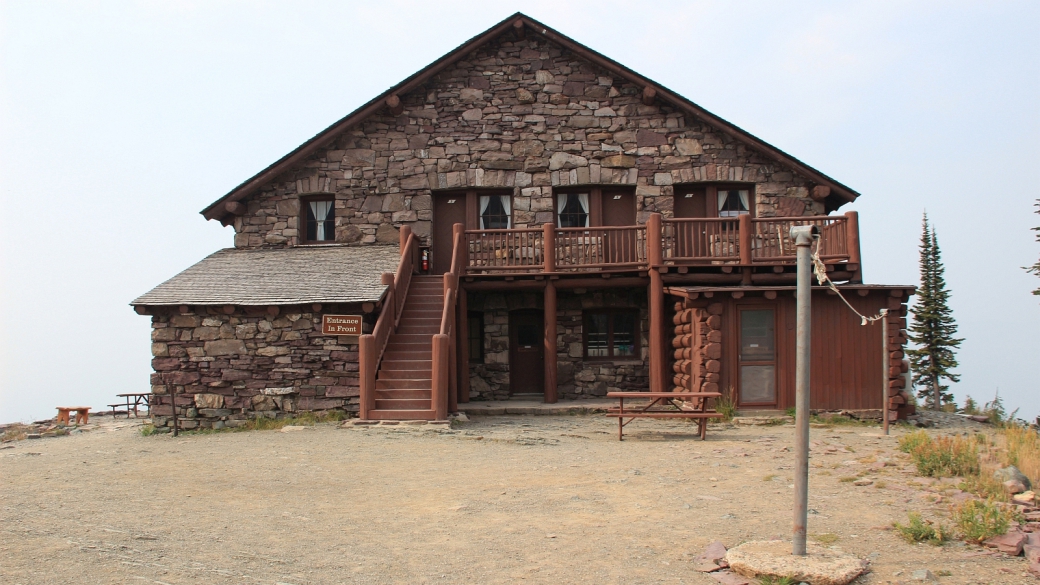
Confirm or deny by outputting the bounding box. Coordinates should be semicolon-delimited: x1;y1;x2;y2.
368;275;444;420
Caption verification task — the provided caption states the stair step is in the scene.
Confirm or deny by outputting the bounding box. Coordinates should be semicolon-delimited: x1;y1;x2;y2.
376;378;432;389
367;409;438;421
375;398;431;410
383;351;432;361
374;389;432;399
377;360;432;370
388;333;435;343
395;328;439;335
378;368;432;380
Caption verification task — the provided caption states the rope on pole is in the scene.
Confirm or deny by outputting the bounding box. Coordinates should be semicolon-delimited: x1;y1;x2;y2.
810;241;885;326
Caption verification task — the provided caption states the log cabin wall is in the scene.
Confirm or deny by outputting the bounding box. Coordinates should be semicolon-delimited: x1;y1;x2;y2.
676;290;911;417
147;305;370;430
226;33;829;250
466;288;648;400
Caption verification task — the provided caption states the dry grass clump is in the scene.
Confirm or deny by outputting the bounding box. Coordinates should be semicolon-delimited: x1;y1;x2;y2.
898;431;979;478
954;500;1022;543
893;512;950;545
999;424;1040;486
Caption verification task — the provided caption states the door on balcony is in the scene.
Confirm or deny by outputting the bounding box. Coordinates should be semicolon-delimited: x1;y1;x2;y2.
738;308;777;406
509;310;544;396
602;190;636;264
433;193;468;274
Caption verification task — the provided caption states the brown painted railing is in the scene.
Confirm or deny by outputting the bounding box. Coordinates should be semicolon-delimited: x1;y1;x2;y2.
461;211;860;274
431;223;465;420
662;218;741;263
359;226;418;419
555;225;647;270
465;227;545;272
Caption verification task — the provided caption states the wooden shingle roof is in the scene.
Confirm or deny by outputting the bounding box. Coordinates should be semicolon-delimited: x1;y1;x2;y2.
131;245;400;306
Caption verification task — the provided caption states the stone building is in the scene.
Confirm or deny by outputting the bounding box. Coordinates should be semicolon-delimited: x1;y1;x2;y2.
133;13;914;429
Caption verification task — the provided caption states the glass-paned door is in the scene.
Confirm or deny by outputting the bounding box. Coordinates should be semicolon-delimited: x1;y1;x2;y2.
739;308;776;405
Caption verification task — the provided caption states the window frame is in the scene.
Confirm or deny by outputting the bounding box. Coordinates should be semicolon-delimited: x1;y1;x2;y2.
299;195;337;244
479;194;512;230
672;184;756;219
582;308;641;361
467;311;484;363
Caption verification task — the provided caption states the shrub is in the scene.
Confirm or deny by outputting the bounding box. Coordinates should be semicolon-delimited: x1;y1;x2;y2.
894;512;949;545
954;500;1021;543
1000;423;1040;487
959;474;1009;503
714;392;737;422
900;432;979;478
139;424;156;437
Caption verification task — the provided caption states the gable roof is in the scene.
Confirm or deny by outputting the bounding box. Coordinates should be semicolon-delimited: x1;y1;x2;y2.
131;245;400;306
201;12;860;222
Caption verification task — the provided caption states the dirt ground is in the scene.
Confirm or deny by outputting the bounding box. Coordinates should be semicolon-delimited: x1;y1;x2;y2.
0;414;1032;585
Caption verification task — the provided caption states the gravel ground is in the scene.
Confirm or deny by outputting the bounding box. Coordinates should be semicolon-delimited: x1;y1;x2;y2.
0;413;1031;585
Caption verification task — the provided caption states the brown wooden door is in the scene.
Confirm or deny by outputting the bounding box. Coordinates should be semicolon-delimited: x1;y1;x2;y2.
601;190;636;264
737;307;777;406
509;310;544;395
433;193;467;274
673;188;709;218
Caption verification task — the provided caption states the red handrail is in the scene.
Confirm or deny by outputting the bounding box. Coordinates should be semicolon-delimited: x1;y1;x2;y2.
431;224;464;420
359;230;417;419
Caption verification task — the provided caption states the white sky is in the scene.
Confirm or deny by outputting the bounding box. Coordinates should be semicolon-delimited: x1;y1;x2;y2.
2;1;1037;422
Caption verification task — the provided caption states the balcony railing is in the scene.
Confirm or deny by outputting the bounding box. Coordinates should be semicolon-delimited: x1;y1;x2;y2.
463;211;860;276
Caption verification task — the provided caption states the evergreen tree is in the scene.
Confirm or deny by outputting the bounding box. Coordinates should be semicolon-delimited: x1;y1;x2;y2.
1027;199;1040;296
907;213;963;409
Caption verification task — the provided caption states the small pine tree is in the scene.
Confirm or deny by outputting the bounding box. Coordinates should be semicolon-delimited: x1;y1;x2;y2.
1027;199;1040;297
961;395;978;415
907;213;964;409
984;390;1006;424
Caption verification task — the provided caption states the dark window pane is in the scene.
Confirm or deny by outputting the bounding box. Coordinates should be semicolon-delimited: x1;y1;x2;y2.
517;322;539;347
320;205;335;241
560;193;588;228
612;312;637;357
306;204;318;241
586;312;609;357
740;365;776;403
740;309;775;361
481;195;510;229
719;190;749;218
468;314;483;362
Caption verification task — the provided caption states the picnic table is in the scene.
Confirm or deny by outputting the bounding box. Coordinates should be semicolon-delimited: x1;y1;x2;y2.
606;392;724;441
56;406;91;426
109;393;151;418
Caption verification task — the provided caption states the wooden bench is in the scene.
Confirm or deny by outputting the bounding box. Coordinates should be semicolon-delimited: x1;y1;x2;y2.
56;406;91;426
606;392;723;441
111;393;151;418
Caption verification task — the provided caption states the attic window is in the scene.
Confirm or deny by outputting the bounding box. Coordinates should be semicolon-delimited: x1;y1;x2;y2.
302;197;335;243
717;189;750;217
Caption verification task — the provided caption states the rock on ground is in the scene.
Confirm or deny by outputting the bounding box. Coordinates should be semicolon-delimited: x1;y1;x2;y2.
725;540;865;585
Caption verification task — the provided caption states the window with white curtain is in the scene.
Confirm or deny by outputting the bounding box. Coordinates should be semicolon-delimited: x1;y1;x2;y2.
717;189;750;218
557;192;589;227
479;194;511;229
303;198;335;242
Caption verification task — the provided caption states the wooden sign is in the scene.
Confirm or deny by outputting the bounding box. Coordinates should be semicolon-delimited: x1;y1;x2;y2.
321;315;362;335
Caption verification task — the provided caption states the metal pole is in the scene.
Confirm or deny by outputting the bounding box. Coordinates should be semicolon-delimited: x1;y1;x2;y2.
791;226;816;556
880;308;889;435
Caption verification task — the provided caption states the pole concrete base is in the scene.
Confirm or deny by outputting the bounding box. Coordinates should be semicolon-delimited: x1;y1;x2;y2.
725;540;865;585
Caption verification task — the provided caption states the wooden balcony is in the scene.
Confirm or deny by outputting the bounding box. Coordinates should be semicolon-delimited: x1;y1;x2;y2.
460;211;861;279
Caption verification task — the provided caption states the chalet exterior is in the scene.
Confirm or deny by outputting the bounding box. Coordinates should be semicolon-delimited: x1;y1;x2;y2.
132;14;914;429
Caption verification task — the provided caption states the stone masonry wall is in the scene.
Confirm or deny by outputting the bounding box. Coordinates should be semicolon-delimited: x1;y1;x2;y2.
148;307;366;430
231;33;826;249
468;289;648;400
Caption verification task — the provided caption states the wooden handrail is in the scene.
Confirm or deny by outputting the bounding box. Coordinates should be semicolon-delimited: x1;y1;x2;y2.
431;224;464;420
359;232;417;419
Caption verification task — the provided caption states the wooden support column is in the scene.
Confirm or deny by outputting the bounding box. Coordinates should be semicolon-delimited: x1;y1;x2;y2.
543;222;556;273
458;288;470;403
647;212;666;393
649;269;666;393
544;281;558;404
738;214;752;265
845;211;862;283
359;335;375;420
431;334;449;420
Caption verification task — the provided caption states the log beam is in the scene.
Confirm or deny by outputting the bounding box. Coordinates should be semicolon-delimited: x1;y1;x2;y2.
385;94;404;116
513;19;525;39
641;86;657;106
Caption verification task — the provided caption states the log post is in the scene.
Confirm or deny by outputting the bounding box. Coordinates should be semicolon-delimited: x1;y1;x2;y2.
453;223;466;274
649;269;665;393
647;213;663;267
458;287;470;403
739;214;753;265
382;272;396;328
399;224;412;258
544;281;558;404
359;335;376;419
432;334;449;420
845;211;862;283
543;221;556;273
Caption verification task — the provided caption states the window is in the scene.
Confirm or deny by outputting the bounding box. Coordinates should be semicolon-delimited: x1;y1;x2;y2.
717;189;750;217
557;192;589;228
467;312;484;363
479;194;511;229
302;197;335;243
739;308;776;404
583;309;639;359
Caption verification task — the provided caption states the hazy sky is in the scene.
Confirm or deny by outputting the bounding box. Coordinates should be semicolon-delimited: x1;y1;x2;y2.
2;1;1037;422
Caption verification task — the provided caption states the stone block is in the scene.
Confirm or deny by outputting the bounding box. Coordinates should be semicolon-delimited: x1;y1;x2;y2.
151;357;182;371
163;371;200;385
343;149;375;167
548;152;587;170
673;138;703;156
151;328;177;342
250;395;277;411
194;327;220;341
326;385;360;397
194;393;224;409
376;223;400;243
170;315;201;328
197;408;233;418
601;155;635;168
204;339;247;357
